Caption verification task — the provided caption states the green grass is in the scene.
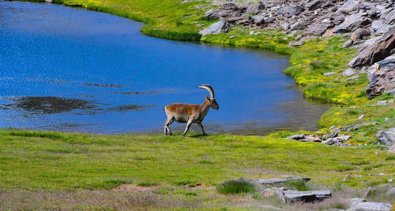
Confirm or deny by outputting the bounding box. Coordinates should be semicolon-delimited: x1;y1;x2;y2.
1;129;394;191
216;179;256;194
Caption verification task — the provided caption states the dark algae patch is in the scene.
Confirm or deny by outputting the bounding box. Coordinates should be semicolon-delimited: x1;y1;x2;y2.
0;96;95;114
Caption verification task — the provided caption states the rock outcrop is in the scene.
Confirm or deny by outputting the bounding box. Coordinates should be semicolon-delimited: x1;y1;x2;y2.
202;0;395;99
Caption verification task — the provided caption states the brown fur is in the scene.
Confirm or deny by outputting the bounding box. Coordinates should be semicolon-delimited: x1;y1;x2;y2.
163;85;219;136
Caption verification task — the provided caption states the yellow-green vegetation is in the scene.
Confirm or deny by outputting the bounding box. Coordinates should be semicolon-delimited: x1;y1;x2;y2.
1;129;394;190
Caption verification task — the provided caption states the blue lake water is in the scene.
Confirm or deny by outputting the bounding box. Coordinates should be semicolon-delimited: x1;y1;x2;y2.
0;1;329;134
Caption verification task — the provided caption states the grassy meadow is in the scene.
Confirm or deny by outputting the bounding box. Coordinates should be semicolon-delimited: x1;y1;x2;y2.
1;129;394;209
2;0;395;209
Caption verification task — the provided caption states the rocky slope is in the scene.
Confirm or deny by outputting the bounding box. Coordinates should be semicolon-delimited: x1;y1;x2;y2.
201;0;395;99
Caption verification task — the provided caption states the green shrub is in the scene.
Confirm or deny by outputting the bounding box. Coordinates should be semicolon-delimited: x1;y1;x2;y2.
216;179;256;194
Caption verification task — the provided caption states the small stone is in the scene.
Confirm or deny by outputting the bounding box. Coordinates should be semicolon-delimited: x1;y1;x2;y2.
343;40;354;48
343;68;357;76
287;134;305;140
386;187;395;196
350;198;367;206
322;138;335;145
357;114;365;120
324;72;336;76
376;100;388;106
281;22;290;31
305;135;321;142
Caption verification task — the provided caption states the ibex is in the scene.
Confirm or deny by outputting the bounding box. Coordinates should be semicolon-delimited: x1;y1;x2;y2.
163;84;219;136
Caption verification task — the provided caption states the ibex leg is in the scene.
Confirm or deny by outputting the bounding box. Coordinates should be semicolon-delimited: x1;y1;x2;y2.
197;122;207;135
182;119;193;136
164;117;174;135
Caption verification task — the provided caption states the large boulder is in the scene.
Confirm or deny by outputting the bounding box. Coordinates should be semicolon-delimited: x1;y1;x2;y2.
349;202;392;211
350;26;395;68
199;20;230;36
333;12;371;33
377;128;395;146
366;55;395;98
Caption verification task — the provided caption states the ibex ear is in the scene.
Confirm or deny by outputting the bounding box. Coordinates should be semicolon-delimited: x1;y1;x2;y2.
205;96;211;101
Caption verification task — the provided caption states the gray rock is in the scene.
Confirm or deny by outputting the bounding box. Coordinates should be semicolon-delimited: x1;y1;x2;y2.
376;100;388;106
351;28;371;42
324;72;336;76
346;122;378;131
333;12;371;33
199;20;230;36
279;190;331;203
338;0;362;14
264;16;275;23
343;40;354;48
245;2;264;15
351;26;395;68
382;8;395;25
256;177;310;186
322;138;336;145
386;187;395;196
348;202;392;211
252;13;266;25
343;68;357;76
277;5;305;18
287;134;305;140
350;198;367;206
307;0;327;11
372;20;392;35
366;54;395;98
331;12;346;25
306;21;333;36
305;135;321;142
377;128;395;146
281;22;290;31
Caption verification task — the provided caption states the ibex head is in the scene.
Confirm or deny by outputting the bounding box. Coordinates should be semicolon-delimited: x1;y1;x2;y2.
198;84;219;110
